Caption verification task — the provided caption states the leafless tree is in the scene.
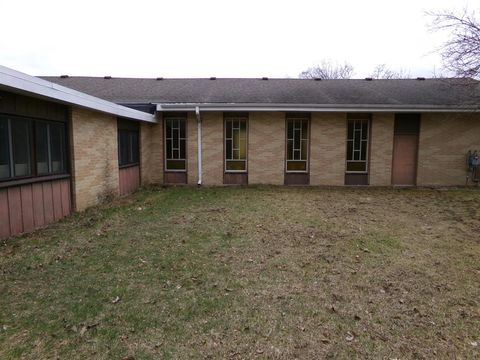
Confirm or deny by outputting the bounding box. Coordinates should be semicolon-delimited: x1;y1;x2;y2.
430;9;480;78
299;60;354;79
369;64;410;79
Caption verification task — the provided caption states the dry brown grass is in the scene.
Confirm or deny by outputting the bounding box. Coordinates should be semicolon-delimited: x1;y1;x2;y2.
0;186;479;359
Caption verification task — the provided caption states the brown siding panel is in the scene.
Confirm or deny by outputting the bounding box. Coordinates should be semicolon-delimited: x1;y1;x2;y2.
119;165;140;196
0;178;72;239
32;183;45;227
0;190;10;239
52;180;63;220
7;187;23;235
20;185;34;233
42;182;55;224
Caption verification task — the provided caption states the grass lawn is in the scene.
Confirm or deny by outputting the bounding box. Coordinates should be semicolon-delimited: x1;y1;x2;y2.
0;186;479;359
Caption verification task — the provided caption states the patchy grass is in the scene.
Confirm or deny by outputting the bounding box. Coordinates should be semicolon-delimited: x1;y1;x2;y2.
1;186;479;359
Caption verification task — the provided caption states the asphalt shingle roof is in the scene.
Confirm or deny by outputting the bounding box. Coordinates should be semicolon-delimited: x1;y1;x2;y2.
40;76;479;108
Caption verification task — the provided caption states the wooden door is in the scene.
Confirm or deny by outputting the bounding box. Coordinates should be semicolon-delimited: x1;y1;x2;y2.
392;135;418;185
392;114;420;186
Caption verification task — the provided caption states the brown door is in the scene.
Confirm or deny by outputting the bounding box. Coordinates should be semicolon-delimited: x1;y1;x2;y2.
392;135;418;185
392;114;420;186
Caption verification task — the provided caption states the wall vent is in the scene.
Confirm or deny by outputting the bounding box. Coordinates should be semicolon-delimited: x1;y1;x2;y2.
156;77;164;80
210;77;216;80
104;76;112;79
365;77;373;81
262;77;268;80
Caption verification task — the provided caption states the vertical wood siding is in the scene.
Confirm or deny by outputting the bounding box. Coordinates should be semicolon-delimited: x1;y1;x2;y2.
0;178;71;239
119;166;140;196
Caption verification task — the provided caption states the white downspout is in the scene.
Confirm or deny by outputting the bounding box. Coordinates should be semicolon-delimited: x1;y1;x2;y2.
196;106;202;185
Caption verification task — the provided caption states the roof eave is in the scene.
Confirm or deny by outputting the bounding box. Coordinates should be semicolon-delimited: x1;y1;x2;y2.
0;65;157;123
156;103;480;113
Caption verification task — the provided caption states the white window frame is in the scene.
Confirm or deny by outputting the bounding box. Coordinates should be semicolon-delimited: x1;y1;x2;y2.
224;114;248;173
286;116;309;173
164;115;187;172
346;118;370;174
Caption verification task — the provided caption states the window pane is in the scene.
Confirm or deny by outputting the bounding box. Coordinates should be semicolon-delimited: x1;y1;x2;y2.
226;160;246;171
11;119;31;177
166;139;172;159
301;139;308;160
233;128;239;149
361;121;368;139
119;131;129;165
287;161;306;171
0;119;10;179
131;132;139;163
294;129;300;149
354;130;361;150
166;159;185;170
347;121;354;139
287;120;293;139
287;140;293;160
347;140;353;161
301;120;308;140
50;123;65;173
226;139;232;159
347;161;366;172
361;141;367;161
36;122;49;174
179;139;186;159
166;120;172;138
179;119;186;138
226;120;232;138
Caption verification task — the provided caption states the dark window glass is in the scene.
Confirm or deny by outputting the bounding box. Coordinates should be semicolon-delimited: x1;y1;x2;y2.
286;117;309;172
118;128;139;166
35;122;49;175
346;118;369;173
225;116;247;172
50;123;65;173
0;118;10;179
11;119;31;177
165;117;186;171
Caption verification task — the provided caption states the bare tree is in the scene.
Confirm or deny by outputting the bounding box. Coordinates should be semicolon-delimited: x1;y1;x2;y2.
370;64;410;79
299;60;354;79
430;9;480;78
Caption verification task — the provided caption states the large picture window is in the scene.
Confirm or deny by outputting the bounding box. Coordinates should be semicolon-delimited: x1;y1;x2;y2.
346;116;370;172
286;115;309;172
225;114;247;172
165;115;186;171
0;115;67;181
118;119;139;167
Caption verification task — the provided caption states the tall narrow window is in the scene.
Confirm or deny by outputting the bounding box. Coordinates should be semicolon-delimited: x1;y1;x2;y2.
35;121;67;175
225;114;247;172
286;115;309;172
346;116;369;172
118;119;139;167
11;118;32;177
0;118;10;179
165;115;186;171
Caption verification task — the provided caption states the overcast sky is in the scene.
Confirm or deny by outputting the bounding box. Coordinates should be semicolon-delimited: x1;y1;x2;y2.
0;0;475;78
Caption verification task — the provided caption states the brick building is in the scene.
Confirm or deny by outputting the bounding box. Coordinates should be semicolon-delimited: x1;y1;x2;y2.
1;65;479;238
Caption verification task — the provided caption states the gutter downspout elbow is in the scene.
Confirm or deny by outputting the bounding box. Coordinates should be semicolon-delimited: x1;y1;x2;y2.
196;106;202;185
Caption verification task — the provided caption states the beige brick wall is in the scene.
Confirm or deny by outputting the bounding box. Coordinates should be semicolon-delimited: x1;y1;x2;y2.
140;120;163;185
70;107;119;211
310;113;346;185
249;112;285;185
370;113;394;186
417;112;480;186
200;112;224;185
187;112;199;185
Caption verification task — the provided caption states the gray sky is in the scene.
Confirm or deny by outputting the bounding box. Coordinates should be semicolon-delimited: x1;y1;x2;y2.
0;0;475;78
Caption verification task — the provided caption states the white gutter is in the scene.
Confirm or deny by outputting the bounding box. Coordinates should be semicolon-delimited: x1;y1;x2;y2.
195;106;202;185
0;65;156;123
156;103;479;113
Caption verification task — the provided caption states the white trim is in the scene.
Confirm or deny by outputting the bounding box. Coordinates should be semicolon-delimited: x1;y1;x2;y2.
0;65;156;123
157;103;479;113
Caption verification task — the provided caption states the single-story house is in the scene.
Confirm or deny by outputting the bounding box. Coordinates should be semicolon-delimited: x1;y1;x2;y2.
1;65;479;239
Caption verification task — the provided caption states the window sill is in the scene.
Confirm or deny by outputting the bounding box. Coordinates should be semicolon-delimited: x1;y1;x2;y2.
0;174;70;189
119;163;140;169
